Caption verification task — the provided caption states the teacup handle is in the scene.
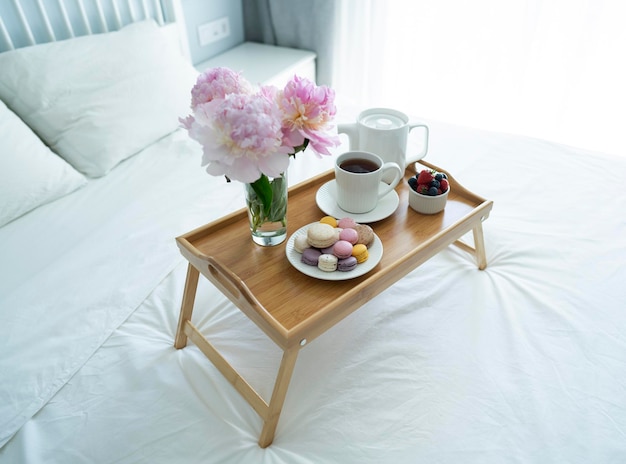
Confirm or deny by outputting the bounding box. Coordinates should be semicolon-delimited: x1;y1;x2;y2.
407;123;430;163
378;162;403;200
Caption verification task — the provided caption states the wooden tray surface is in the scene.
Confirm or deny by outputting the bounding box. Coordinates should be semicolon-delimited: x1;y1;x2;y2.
177;161;492;348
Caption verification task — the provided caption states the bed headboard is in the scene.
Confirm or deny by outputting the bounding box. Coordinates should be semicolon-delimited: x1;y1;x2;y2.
0;0;190;59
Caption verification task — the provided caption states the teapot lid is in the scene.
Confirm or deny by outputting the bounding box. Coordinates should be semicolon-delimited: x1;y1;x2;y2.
361;113;405;130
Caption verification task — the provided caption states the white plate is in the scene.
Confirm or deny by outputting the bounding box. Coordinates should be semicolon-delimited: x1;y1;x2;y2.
286;222;384;280
315;180;399;223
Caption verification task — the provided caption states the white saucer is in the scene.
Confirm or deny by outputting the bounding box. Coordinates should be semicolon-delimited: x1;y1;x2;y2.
315;180;400;223
286;223;383;280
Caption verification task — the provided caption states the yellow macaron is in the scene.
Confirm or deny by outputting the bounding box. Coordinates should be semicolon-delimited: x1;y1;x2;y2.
351;243;369;264
320;216;338;228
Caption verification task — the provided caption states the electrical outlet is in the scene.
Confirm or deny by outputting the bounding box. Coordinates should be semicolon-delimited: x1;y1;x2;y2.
198;17;230;46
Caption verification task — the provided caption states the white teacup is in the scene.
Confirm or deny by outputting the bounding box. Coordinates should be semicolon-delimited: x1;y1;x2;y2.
334;151;402;214
338;108;429;182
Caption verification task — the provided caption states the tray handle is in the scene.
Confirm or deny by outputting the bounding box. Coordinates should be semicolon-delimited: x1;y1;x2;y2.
206;256;261;312
416;159;488;204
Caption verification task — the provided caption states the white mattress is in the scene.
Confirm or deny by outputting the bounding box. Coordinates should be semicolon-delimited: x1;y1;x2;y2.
1;117;625;463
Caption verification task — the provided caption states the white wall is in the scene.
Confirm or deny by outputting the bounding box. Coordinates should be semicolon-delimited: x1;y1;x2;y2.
0;0;245;66
180;0;244;65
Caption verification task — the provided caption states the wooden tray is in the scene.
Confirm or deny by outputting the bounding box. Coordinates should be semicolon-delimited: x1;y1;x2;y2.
176;160;493;350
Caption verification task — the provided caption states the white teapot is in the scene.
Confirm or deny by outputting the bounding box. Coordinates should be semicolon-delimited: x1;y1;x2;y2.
338;108;429;181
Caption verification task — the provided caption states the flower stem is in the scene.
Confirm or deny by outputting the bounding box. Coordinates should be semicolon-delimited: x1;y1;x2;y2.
246;173;287;233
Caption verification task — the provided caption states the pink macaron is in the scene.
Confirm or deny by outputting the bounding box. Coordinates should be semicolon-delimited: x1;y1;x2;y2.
337;217;357;229
332;240;353;259
339;228;359;245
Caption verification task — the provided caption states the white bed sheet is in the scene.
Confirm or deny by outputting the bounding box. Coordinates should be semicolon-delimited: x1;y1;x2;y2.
1;118;626;463
0;129;244;447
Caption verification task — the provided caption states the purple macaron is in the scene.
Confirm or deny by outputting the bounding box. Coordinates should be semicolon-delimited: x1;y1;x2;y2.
337;256;358;271
301;248;322;266
320;244;335;254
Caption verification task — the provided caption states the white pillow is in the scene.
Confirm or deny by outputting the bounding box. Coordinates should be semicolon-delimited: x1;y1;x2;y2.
0;20;198;177
0;100;87;227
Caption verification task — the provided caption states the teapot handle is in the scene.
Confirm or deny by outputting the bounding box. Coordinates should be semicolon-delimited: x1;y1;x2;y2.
407;122;429;163
337;122;359;150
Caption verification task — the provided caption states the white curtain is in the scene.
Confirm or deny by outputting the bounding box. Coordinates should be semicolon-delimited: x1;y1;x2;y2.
332;0;626;156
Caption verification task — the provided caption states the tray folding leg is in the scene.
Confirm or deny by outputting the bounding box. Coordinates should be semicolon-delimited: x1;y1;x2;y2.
175;263;200;349
472;222;487;270
452;219;488;270
258;346;299;448
174;262;298;448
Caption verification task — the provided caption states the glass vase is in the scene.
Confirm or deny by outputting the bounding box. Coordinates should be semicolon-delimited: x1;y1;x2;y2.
244;172;288;246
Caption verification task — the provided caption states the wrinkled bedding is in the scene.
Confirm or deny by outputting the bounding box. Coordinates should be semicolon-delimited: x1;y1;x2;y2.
1;117;625;463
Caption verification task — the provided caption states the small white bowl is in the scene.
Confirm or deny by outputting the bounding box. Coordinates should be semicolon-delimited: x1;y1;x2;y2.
408;186;449;214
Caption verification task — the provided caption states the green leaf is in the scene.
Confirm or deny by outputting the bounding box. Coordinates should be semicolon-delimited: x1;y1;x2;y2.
245;173;288;232
269;175;287;224
250;174;273;217
291;139;309;155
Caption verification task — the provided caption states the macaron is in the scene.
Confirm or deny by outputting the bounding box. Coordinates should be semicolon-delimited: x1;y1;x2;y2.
351;243;369;264
320;243;335;254
301;248;322;266
354;223;375;247
339;227;359;245
333;228;343;242
293;235;310;253
337;256;358;272
307;223;337;249
320;216;338;228
332;240;353;259
337;217;357;229
318;254;338;272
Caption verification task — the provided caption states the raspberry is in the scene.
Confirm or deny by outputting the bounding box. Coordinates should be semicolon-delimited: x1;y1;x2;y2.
413;169;449;196
417;169;434;184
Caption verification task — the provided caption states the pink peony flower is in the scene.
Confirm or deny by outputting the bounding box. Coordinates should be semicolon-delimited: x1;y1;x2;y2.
190;93;292;183
189;67;253;110
180;67;339;185
277;75;340;156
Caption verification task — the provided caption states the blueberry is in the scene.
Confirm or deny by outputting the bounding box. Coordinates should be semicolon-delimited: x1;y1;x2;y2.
428;186;438;196
430;179;440;189
408;177;418;191
435;173;443;181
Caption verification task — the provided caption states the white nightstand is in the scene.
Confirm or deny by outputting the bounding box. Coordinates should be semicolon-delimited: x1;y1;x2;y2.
195;42;317;86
